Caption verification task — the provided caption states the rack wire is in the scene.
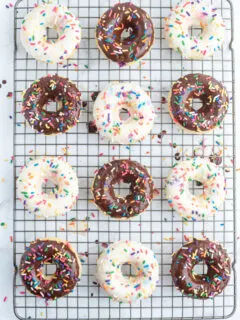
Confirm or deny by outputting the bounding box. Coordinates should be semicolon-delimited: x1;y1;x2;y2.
13;0;236;319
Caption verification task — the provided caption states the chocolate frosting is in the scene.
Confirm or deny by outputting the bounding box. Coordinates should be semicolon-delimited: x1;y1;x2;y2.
96;2;154;66
171;239;231;299
19;238;81;300
22;75;82;135
92;159;154;219
169;74;229;132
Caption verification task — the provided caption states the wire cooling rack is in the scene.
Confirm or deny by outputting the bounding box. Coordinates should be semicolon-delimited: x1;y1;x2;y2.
13;0;236;319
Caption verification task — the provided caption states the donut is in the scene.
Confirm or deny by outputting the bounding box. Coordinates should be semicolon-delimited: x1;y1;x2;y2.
19;238;81;300
92;159;155;220
20;4;81;64
96;240;159;303
22;75;82;135
164;0;225;59
165;157;226;220
17;157;78;218
171;239;231;299
93;82;155;144
168;74;229;133
96;2;154;66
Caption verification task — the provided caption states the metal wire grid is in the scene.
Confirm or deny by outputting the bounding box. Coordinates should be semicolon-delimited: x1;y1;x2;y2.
13;0;236;319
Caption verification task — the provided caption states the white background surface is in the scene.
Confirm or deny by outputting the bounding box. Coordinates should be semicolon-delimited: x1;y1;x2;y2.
0;0;239;319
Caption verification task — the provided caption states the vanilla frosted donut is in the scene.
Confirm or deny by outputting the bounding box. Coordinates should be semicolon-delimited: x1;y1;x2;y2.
20;4;81;64
93;82;155;144
96;240;159;304
17;157;78;217
165;157;226;220
164;0;225;59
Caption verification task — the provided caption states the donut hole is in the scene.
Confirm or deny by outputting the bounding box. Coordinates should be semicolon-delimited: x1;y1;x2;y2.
189;179;204;196
188;24;203;38
193;261;208;276
121;27;134;41
42;263;57;280
191;98;203;111
42;179;58;196
46;27;59;44
119;108;131;121
44;100;63;113
121;263;137;278
114;181;131;198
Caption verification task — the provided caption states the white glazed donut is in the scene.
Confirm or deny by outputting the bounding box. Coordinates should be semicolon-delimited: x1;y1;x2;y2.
96;240;159;304
165;157;226;220
17;157;78;217
93;82;155;144
164;0;225;59
20;4;81;64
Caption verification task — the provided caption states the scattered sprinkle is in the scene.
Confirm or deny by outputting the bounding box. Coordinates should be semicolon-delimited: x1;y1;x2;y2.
101;242;109;248
164;237;175;241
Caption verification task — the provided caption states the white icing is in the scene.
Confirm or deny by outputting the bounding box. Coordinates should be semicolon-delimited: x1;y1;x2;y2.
93;82;155;144
96;240;159;303
20;4;81;64
165;157;226;220
164;0;225;59
17;157;79;218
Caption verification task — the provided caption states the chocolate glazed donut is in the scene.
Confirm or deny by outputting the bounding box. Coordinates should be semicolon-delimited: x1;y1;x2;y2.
96;2;154;66
19;238;81;300
169;74;229;133
92;159;155;220
22;75;82;135
171;239;231;299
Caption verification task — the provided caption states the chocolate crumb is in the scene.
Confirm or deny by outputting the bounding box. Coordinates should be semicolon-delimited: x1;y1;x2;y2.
161;97;167;104
158;130;167;139
7;92;13;98
210;154;222;166
174;152;181;161
88;121;98;133
91;91;100;102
